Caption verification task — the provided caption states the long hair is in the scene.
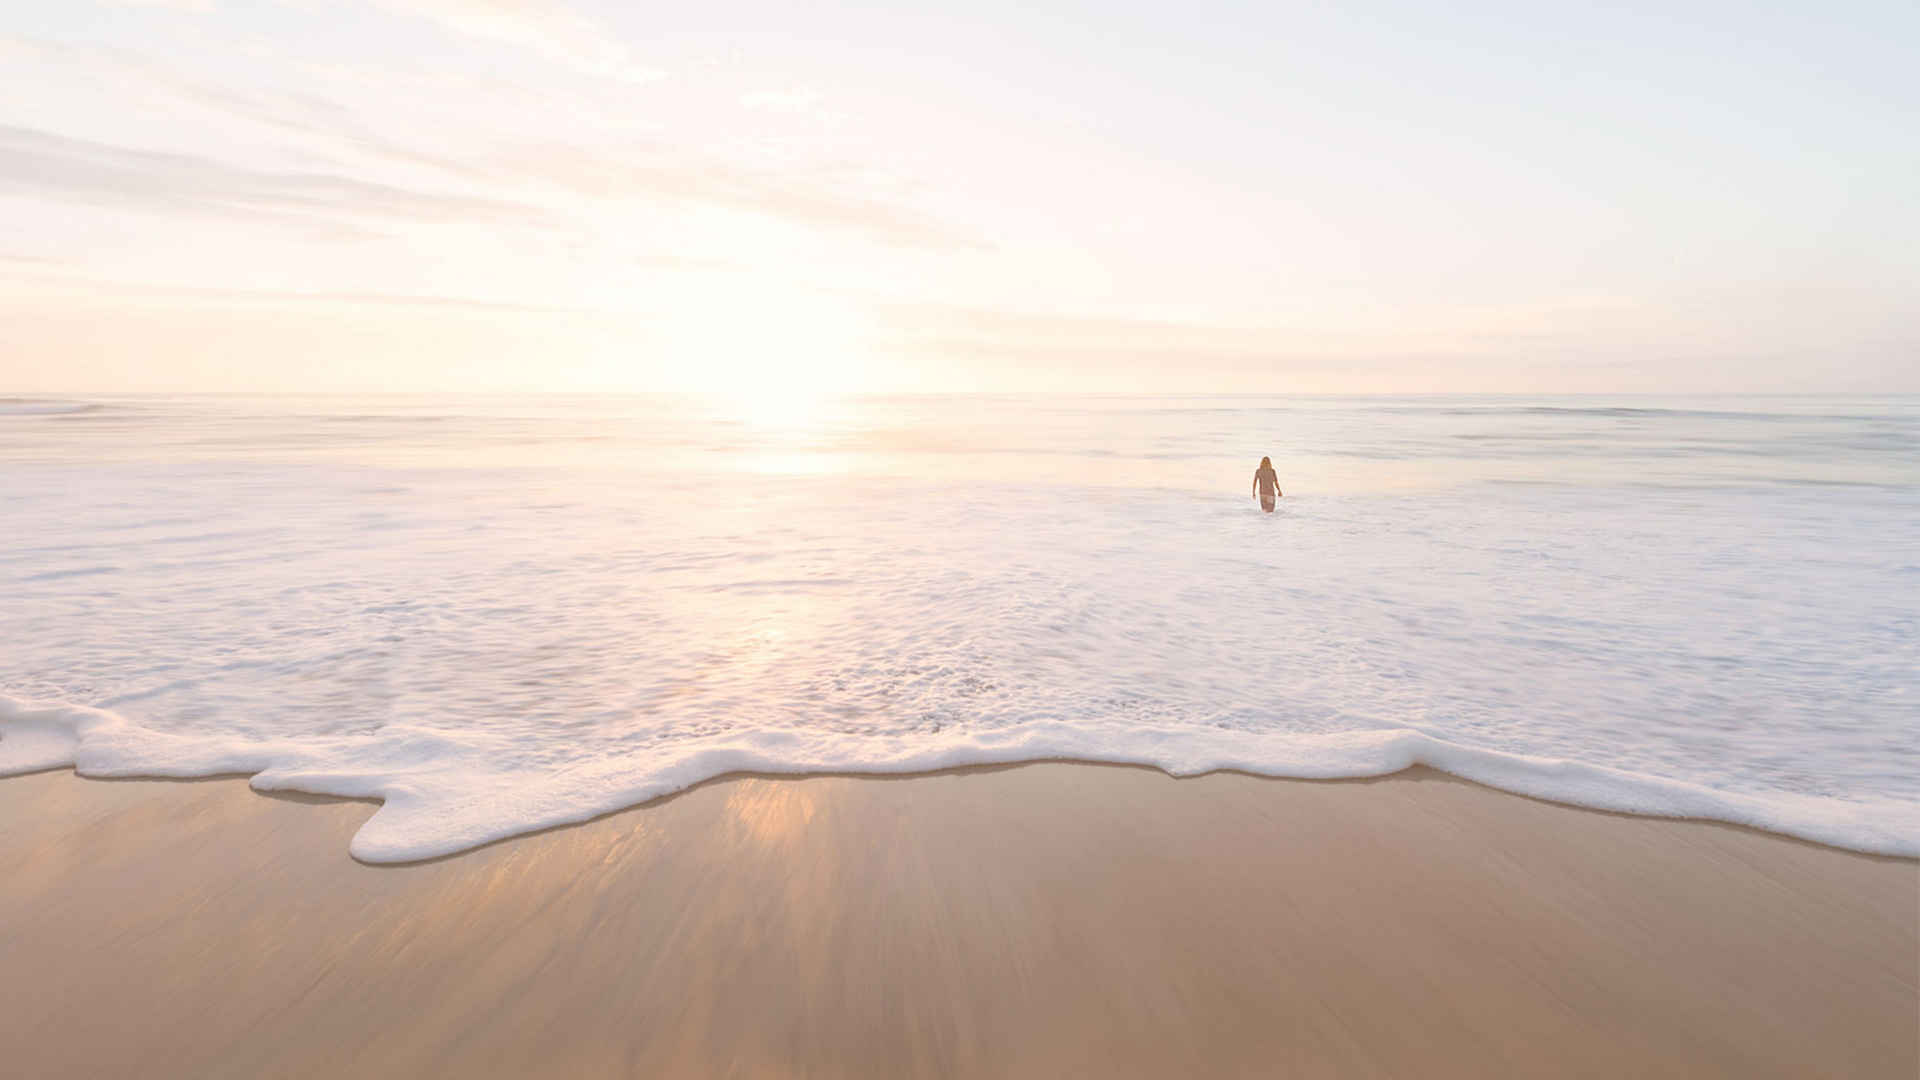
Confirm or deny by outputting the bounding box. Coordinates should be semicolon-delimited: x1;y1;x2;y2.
1259;456;1271;468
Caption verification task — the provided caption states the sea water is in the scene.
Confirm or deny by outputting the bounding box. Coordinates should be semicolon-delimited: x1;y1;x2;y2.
2;394;1915;860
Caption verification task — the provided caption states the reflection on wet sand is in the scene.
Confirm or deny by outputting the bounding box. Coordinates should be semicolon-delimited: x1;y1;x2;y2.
1;764;1913;1079
725;782;819;847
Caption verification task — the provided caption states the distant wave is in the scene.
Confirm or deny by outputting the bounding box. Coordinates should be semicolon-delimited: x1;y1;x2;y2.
1412;405;1895;422
1035;402;1906;425
0;398;103;417
317;414;461;424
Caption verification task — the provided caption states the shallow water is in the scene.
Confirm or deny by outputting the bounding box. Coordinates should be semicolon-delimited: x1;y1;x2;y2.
3;393;1916;858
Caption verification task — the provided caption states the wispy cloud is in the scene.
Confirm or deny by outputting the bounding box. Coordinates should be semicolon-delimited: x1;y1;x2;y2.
3;31;966;251
740;88;822;114
877;303;1284;356
6;33;515;188
478;141;979;250
98;0;665;81
98;0;217;11
371;0;661;82
0;124;562;233
867;302;1513;379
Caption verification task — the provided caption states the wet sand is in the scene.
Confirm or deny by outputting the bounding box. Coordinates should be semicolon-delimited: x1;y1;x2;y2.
0;763;1913;1078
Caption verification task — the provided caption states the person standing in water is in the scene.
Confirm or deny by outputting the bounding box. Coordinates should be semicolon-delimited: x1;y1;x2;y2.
1252;456;1282;512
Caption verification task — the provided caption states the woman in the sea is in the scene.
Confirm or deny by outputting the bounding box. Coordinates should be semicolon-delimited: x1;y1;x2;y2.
1252;456;1282;512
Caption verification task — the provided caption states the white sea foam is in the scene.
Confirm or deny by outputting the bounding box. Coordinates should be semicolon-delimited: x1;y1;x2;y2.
5;695;1916;860
2;394;1916;861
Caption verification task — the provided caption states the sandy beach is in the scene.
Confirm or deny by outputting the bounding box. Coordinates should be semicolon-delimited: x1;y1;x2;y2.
1;764;1913;1078
11;0;1918;1074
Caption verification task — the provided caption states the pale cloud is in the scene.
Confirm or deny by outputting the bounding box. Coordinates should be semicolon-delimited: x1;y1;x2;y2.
0;32;960;250
99;0;669;81
0;33;501;184
0;274;602;315
473;141;977;250
99;0;217;11
738;87;847;131
0;124;561;232
864;293;1920;393
370;0;662;82
740;88;821;114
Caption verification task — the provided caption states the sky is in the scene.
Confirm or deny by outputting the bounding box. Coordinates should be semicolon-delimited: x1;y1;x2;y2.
1;0;1915;393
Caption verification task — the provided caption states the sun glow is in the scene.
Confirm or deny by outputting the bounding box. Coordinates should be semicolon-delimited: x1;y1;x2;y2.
651;276;872;398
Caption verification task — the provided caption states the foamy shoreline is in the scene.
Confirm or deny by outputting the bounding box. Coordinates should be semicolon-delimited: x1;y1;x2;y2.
4;694;1915;860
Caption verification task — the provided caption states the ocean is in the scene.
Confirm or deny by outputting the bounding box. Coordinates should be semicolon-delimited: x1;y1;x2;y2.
2;393;1915;859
